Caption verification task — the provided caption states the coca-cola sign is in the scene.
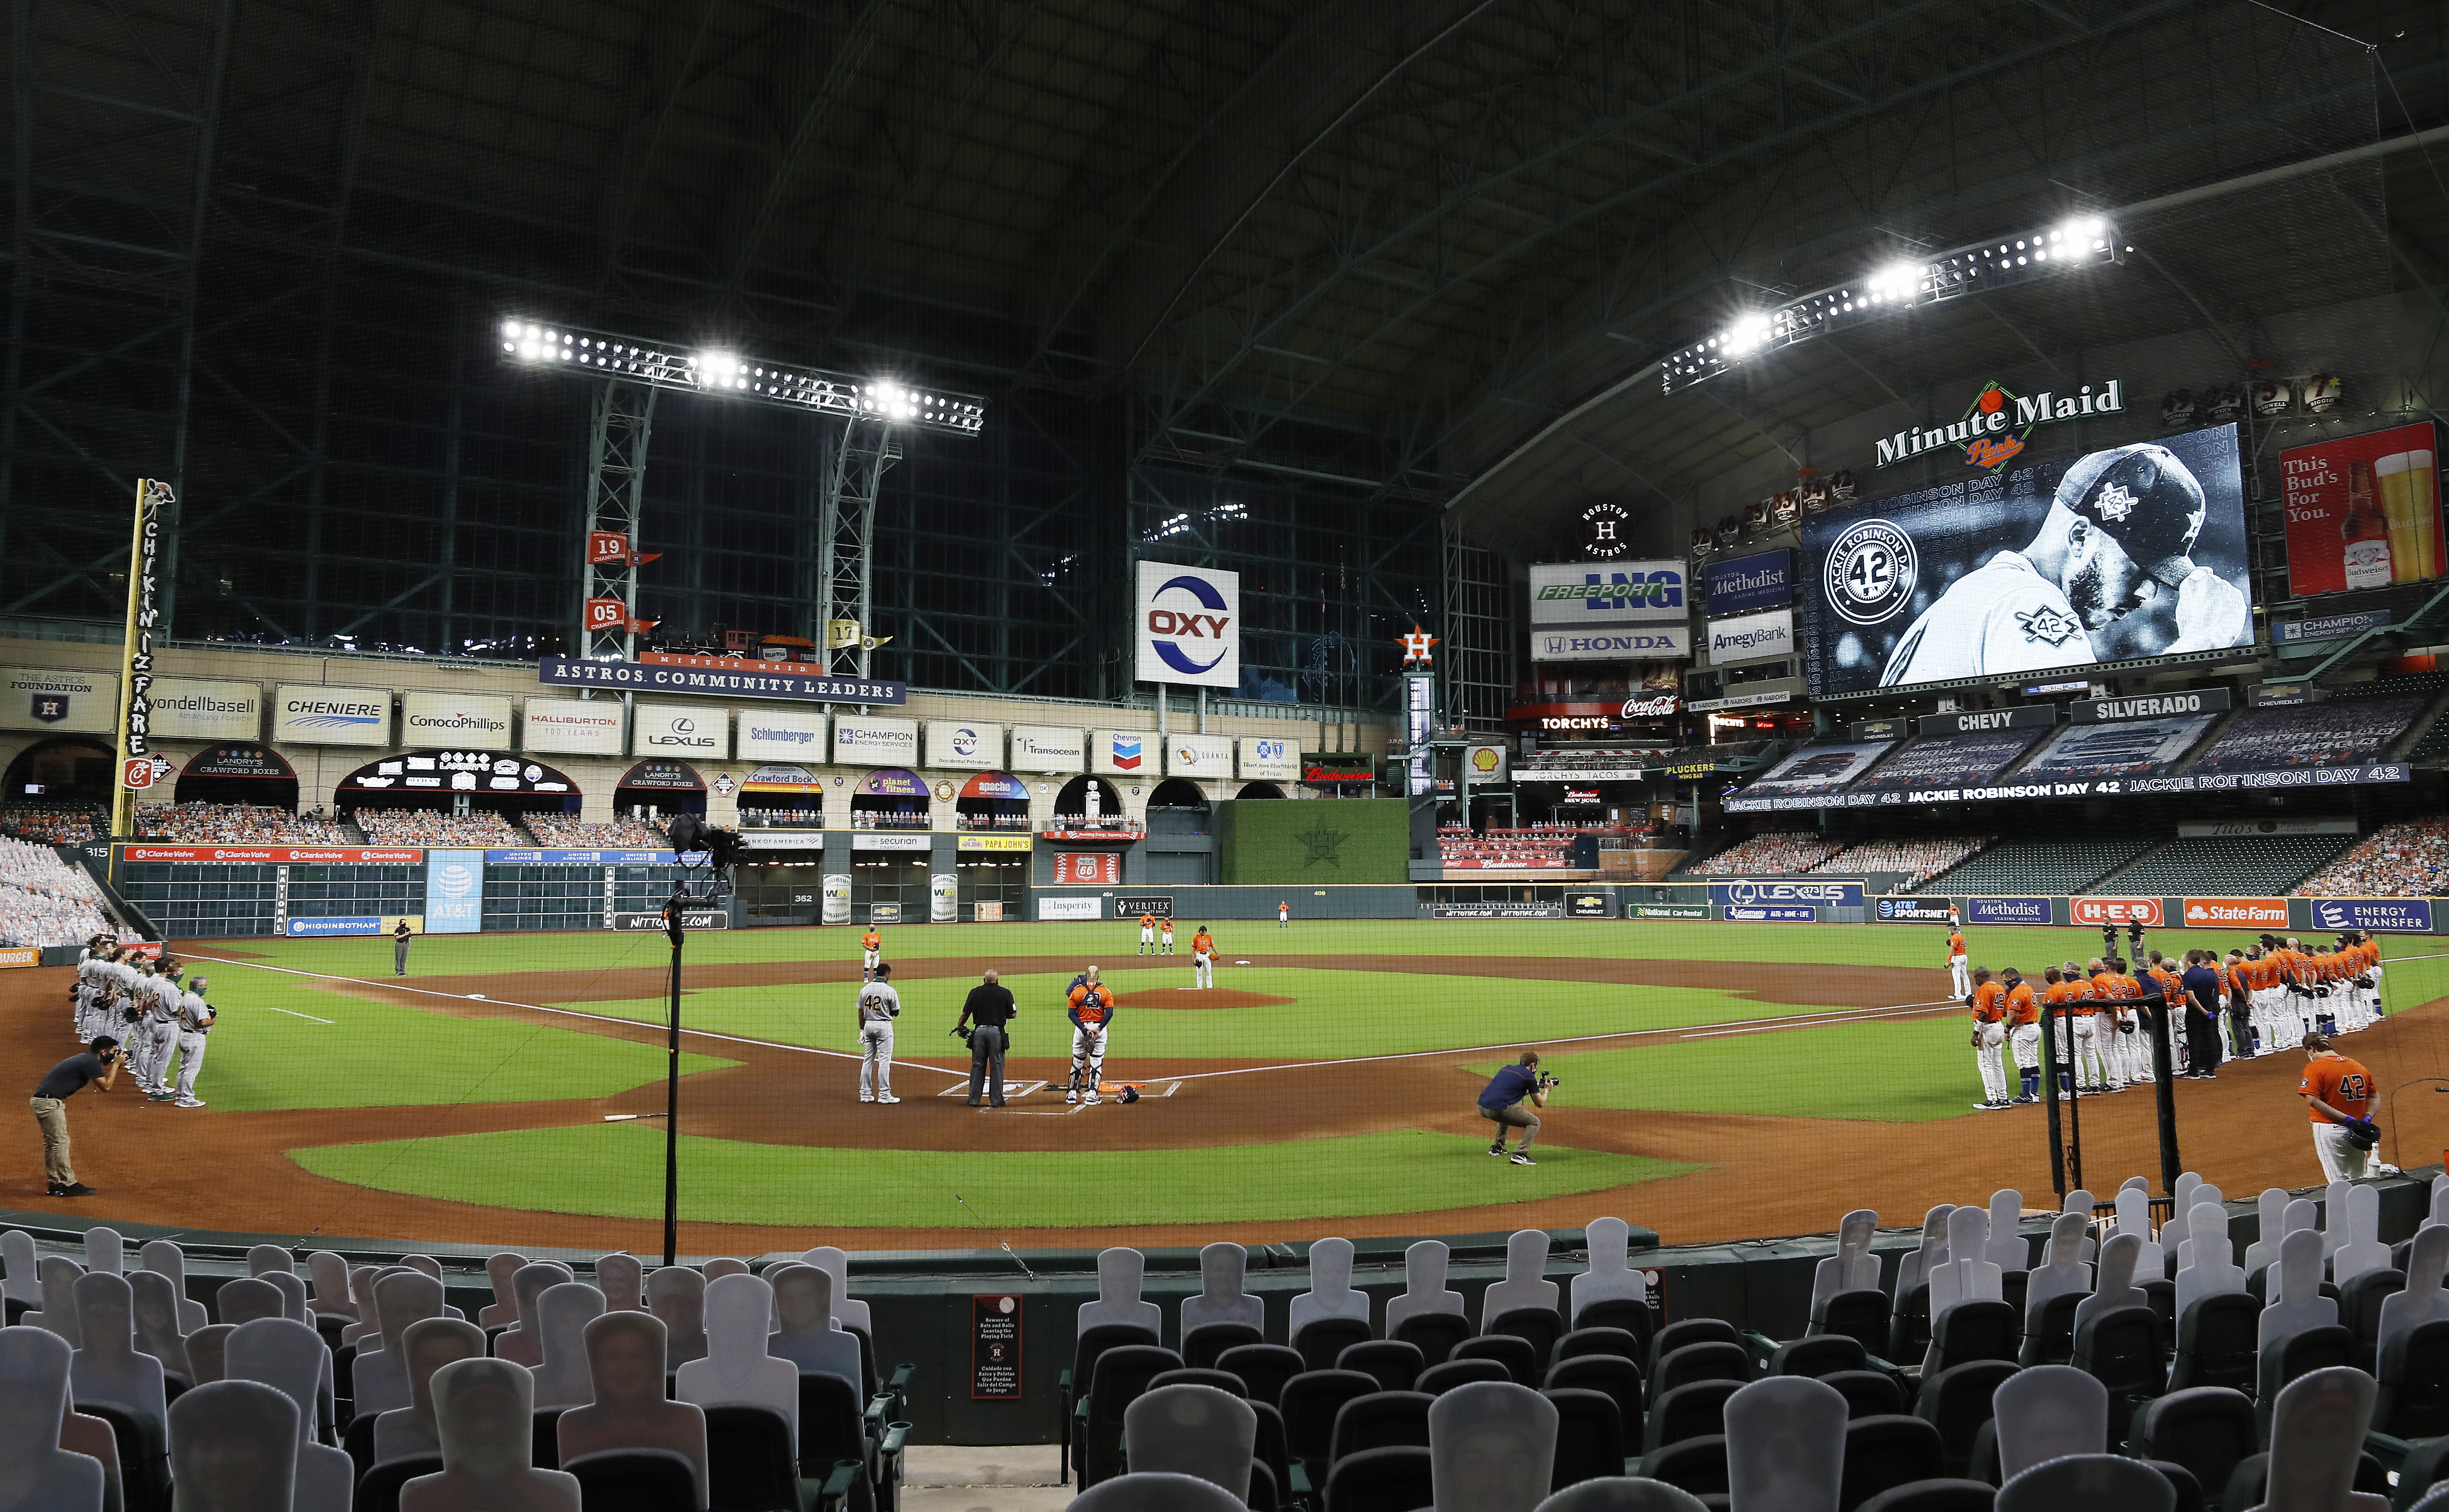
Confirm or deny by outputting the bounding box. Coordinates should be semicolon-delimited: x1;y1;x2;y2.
1621;693;1680;718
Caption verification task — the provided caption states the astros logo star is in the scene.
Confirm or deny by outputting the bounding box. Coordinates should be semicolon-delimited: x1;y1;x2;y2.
1293;817;1350;868
1398;625;1439;665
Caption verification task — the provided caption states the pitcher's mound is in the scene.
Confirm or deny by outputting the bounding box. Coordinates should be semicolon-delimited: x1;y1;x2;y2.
1113;988;1292;1010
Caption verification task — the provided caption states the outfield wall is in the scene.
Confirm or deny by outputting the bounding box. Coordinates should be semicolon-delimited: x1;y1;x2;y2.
2;1167;2433;1443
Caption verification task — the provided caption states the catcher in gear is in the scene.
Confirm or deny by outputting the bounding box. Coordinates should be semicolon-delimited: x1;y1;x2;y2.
1881;442;2249;685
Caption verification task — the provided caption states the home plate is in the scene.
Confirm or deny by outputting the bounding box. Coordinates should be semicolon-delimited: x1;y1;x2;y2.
936;1080;1049;1098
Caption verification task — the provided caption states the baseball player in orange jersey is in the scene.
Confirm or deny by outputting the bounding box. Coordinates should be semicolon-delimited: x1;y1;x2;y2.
2301;1032;2377;1182
1158;917;1175;956
2145;952;2187;1075
861;926;882;983
2221;950;2253;1058
2092;959;2145;1085
2044;968;2097;1093
2068;959;2123;1092
1137;912;1157;956
1065;966;1118;1104
1967;969;2009;1109
2275;936;2316;1038
2001;969;2041;1103
2243;945;2285;1055
1947;927;1970;998
1190;924;1217;989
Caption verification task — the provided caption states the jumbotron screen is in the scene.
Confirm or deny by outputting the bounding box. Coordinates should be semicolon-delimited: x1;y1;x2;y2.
1801;425;2253;696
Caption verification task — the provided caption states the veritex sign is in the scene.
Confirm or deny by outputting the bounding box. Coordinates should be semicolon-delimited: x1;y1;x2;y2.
1875;379;2128;471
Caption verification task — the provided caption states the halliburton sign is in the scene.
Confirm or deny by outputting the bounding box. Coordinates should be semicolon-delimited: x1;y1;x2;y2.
2071;896;2162;927
2183;897;2289;927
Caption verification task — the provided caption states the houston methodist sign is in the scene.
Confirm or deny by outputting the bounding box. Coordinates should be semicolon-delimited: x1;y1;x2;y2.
1135;560;1241;689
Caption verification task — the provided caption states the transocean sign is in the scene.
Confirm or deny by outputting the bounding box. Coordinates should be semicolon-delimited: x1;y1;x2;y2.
1874;379;2128;471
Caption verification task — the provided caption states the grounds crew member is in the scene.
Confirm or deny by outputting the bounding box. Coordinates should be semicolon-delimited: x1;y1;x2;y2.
32;1035;121;1197
2301;1031;2377;1183
856;963;901;1104
1066;967;1117;1105
393;918;415;976
955;969;1018;1107
1479;1051;1552;1166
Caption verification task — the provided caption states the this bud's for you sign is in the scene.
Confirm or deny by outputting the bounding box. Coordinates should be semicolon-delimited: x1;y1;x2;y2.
2282;422;2441;598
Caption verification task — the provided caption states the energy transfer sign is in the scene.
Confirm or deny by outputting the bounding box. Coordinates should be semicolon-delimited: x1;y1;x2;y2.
1134;560;1241;688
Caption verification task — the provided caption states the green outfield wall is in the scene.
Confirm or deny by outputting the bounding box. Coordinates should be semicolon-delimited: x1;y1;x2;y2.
1215;797;1409;886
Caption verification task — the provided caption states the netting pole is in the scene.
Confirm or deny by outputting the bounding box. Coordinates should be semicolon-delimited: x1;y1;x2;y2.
2040;1008;2067;1199
2147;985;2183;1194
662;888;685;1267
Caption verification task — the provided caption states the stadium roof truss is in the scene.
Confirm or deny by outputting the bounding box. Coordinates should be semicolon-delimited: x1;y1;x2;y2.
0;0;2444;702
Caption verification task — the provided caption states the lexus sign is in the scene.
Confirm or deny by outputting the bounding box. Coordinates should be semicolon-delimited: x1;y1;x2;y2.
1135;560;1241;689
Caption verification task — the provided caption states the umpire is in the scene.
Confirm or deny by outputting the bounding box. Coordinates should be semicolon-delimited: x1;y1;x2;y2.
957;970;1018;1107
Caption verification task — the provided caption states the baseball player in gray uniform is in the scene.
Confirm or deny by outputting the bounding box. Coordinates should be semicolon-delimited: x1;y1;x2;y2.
856;962;902;1104
170;974;215;1108
137;961;184;1099
73;944;109;1041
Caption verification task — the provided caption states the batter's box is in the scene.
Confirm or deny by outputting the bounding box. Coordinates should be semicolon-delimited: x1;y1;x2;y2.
936;1079;1050;1098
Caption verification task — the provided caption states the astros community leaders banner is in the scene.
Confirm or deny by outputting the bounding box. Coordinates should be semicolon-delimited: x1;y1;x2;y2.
1135;559;1241;688
537;655;906;705
1802;425;2253;696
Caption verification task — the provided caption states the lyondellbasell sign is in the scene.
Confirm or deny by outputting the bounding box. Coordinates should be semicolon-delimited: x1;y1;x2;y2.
1874;379;2127;471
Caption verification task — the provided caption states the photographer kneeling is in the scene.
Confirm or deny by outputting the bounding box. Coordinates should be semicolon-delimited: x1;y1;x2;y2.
1480;1051;1553;1167
31;1035;121;1198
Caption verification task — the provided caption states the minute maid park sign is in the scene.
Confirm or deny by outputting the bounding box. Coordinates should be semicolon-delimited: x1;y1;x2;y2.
1875;379;2126;471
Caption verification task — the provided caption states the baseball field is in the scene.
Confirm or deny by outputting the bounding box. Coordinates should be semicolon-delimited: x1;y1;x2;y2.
12;916;2449;1252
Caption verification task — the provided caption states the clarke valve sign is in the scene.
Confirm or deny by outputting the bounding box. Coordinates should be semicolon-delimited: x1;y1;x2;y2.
1134;560;1241;689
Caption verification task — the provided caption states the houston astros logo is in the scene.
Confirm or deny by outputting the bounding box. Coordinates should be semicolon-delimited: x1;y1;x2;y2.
1293;817;1349;868
1823;518;1917;626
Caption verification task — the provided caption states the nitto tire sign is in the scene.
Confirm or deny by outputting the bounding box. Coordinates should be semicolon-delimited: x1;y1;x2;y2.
2309;898;2435;933
1135;560;1241;689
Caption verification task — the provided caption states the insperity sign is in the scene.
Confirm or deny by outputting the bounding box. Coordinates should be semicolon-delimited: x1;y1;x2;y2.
1875;379;2129;471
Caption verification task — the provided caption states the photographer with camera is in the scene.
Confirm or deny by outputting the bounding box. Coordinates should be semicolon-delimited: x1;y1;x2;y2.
1479;1051;1554;1167
2300;1031;2378;1182
954;969;1018;1107
32;1034;123;1197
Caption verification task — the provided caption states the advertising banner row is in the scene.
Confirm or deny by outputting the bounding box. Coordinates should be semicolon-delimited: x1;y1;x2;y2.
1866;892;2436;933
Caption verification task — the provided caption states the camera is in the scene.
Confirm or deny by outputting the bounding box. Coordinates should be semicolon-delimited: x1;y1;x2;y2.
1537;1072;1561;1089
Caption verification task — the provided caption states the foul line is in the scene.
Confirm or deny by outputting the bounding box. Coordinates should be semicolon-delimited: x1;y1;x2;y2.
1161;997;1968;1083
179;955;974;1080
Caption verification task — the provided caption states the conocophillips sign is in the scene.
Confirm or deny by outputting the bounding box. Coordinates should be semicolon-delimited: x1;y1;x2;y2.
1529;562;1687;626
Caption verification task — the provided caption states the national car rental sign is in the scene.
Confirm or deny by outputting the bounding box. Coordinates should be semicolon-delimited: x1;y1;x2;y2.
1135;560;1241;689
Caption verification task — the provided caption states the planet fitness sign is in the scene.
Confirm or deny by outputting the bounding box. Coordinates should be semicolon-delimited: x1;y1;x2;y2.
1134;559;1240;689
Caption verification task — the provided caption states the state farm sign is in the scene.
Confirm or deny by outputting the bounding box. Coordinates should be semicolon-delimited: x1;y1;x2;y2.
2072;897;2162;927
2183;897;2289;927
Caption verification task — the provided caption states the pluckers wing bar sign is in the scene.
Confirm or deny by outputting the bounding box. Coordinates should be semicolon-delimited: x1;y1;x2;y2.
1875;380;2127;472
538;655;906;706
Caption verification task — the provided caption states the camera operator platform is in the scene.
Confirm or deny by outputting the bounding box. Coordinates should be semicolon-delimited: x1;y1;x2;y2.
1479;1051;1553;1166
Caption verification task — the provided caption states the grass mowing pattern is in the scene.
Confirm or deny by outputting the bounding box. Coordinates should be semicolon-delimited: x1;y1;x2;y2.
288;1125;1693;1227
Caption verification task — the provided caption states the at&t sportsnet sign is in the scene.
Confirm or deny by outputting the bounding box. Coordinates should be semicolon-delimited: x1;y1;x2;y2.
1875;898;1954;924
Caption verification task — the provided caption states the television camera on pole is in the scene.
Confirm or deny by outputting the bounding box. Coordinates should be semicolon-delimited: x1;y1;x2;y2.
654;814;744;1265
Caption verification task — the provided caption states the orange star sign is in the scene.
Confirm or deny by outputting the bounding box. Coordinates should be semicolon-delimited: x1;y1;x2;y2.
1399;625;1439;664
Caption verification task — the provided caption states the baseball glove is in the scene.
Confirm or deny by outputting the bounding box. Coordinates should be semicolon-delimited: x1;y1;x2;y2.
1968;1030;1983;1048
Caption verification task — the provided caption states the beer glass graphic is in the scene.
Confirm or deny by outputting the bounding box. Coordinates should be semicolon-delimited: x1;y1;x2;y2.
2380;446;2440;582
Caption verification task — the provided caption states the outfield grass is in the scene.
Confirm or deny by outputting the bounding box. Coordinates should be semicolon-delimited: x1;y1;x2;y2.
288;1125;1693;1227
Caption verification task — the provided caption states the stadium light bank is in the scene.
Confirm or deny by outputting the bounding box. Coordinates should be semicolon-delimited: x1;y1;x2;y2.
1660;216;2124;395
496;318;987;438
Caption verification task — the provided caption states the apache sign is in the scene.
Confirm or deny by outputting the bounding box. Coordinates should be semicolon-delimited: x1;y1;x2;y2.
1874;379;2128;471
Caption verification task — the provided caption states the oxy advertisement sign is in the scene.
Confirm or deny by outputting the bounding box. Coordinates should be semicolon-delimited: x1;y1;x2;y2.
1135;559;1241;689
925;721;999;769
1166;733;1230;777
148;677;261;740
1705;608;1793;667
1009;725;1084;772
1875;897;1956;923
272;683;391;746
1705;549;1793;617
522;698;624;755
2309;897;2435;933
832;715;917;767
402;692;513;744
1238;737;1299;781
1803;425;2252;696
1531;627;1691;662
1967;896;2052;925
737;708;828;762
2282;421;2441;597
423;849;485;933
0;666;119;733
1708;879;1865;908
632;703;728;759
1529;562;1687;626
2072;897;2162;927
2183;897;2289;928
